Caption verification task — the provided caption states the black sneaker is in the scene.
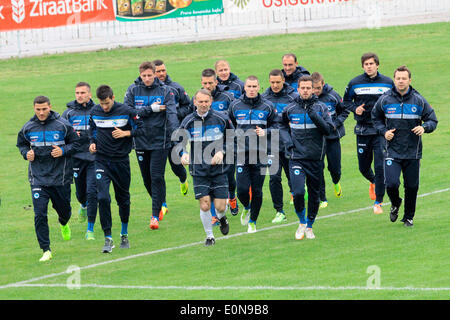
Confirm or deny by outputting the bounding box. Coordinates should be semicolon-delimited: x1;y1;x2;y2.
102;238;115;253
403;219;414;227
204;237;215;247
390;198;402;222
120;234;130;249
219;216;229;235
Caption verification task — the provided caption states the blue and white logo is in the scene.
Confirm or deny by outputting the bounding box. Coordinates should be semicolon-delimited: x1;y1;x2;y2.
268;159;272;165
358;148;364;154
96;173;102;180
33;193;40;199
386;160;392;166
258;113;264;119
53;133;59;140
411;106;417;113
294;169;300;176
218;104;224;110
138;156;143;161
74;172;78;178
237;167;243;173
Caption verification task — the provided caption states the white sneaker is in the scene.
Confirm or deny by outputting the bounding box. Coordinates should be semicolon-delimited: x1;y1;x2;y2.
295;224;306;240
39;250;52;262
305;228;315;239
241;208;250;226
247;222;257;233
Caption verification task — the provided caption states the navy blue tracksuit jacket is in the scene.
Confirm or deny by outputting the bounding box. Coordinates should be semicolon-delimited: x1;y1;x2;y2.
124;77;179;150
343;71;394;136
17;111;79;186
282;66;310;91
178;110;235;177
62;99;96;162
217;72;245;99
89;102;144;159
372;86;438;160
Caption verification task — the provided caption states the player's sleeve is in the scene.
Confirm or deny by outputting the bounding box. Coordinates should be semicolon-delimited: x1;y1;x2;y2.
16;126;31;160
371;96;388;136
343;80;357;113
333;91;350;128
128;107;145;138
420;97;438;133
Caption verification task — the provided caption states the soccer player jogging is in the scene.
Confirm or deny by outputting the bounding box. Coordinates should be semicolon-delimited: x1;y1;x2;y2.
343;52;394;214
62;82;98;240
124;61;179;230
279;76;335;240
153;59;191;199
17;96;79;262
215;59;245;99
281;53;310;91
89;85;145;253
177;89;235;246
199;68;239;218
262;69;299;223
228;76;277;233
372;66;438;227
311;72;350;208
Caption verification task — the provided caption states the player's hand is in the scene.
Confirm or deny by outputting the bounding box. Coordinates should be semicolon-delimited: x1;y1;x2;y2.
255;126;265;137
151;102;166;112
76;131;81;137
385;128;396;141
112;127;131;139
26;149;35;162
51;145;63;158
211;151;224;165
181;153;190;166
355;103;366;115
89;143;97;153
411;126;425;136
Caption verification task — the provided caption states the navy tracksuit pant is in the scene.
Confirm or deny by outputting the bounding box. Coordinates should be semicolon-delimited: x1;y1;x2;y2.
236;164;266;222
319;138;341;201
357;134;385;202
73;158;97;223
385;158;420;220
289;159;322;224
95;157;131;237
136;149;168;219
31;184;72;252
269;151;292;212
168;145;187;184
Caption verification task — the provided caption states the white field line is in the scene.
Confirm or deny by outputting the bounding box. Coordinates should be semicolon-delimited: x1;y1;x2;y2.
8;283;450;291
1;187;449;291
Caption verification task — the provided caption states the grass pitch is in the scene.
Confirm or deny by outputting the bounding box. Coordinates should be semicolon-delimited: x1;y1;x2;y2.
0;22;449;301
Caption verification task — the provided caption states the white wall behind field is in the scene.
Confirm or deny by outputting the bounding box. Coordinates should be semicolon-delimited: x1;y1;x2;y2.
0;0;449;59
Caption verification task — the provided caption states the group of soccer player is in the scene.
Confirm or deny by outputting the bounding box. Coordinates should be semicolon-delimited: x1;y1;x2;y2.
16;52;438;262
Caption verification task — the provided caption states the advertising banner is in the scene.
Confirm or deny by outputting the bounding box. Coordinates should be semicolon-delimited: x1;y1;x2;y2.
115;0;223;21
0;0;116;31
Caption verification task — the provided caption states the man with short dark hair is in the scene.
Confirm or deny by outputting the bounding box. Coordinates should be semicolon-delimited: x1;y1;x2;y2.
62;82;98;240
262;69;298;223
343;52;394;214
153;59;190;199
281;53;310;91
124;61;179;230
90;85;144;253
280;76;334;240
177;89;235;245
17;96;79;261
372;66;437;227
215;60;245;99
229;75;277;233
311;72;349;209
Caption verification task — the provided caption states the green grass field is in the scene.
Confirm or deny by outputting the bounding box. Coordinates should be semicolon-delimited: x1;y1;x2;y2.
0;22;449;301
